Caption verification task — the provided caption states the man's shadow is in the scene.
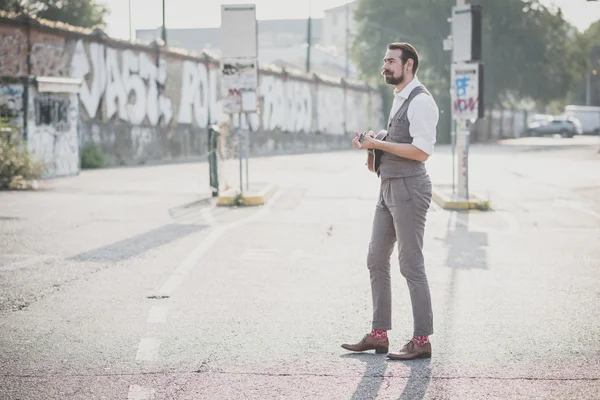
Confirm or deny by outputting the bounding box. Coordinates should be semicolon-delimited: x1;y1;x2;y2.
341;353;431;400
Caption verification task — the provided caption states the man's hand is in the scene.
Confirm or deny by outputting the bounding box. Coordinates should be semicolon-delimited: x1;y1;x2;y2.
352;131;377;150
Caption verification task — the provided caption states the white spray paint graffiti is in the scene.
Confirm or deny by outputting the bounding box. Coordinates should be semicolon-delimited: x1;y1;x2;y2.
71;40;105;119
71;39;172;125
260;75;312;133
66;39;382;137
27;90;79;178
179;60;209;127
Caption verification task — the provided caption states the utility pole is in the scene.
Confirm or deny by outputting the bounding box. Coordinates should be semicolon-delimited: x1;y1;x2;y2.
162;0;167;45
344;3;349;78
128;0;132;41
587;71;592;106
306;0;312;73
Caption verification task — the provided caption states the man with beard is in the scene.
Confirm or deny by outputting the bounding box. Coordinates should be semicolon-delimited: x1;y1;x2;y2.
342;42;439;360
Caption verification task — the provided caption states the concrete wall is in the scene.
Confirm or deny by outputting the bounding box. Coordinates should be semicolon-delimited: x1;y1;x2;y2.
0;13;384;170
0;79;80;178
471;109;528;141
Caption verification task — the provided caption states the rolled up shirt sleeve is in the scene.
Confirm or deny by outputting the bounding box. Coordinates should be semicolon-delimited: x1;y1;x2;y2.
408;93;439;156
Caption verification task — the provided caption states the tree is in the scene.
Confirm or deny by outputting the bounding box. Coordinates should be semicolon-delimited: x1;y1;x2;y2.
0;0;108;29
351;0;589;139
0;0;28;13
574;20;600;106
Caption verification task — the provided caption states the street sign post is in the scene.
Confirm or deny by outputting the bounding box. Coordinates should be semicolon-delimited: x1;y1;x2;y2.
220;4;258;193
450;2;483;201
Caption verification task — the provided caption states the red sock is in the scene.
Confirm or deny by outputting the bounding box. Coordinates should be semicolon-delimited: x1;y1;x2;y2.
371;329;387;339
413;335;429;346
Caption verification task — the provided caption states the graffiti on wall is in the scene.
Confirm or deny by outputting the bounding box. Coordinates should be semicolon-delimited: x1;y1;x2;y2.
0;85;24;120
34;95;72;132
28;91;79;177
179;60;209;127
0;31;26;76
31;41;70;77
259;75;312;133
71;39;173;126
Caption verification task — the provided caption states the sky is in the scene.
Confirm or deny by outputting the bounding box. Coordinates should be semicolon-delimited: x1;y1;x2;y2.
100;0;600;41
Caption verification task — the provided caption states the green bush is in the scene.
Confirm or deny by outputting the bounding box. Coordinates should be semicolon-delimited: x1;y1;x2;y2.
80;144;107;169
0;134;43;190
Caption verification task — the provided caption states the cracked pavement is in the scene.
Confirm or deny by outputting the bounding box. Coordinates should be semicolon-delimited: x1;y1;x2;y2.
1;136;599;399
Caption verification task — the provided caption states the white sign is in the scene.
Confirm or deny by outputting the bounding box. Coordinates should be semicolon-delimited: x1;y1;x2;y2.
452;5;473;63
220;4;257;59
451;62;480;121
221;58;258;113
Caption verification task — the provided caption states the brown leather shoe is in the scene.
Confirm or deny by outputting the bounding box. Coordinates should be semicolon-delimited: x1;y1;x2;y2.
341;334;389;354
387;339;432;360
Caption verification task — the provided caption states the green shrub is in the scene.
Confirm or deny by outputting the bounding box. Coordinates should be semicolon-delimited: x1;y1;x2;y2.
80;144;107;169
0;134;43;190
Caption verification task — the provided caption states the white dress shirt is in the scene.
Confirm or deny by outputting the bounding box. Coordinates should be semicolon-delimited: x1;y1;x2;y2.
387;77;439;156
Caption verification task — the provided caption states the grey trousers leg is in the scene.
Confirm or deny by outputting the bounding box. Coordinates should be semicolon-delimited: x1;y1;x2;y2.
367;174;433;336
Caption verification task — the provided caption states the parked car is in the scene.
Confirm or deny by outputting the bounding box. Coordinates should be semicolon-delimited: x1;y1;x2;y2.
526;116;583;138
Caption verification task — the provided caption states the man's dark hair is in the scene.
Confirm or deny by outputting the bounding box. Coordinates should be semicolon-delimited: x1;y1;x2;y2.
388;42;419;74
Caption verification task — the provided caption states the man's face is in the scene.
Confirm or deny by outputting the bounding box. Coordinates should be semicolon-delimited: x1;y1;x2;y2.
382;49;407;85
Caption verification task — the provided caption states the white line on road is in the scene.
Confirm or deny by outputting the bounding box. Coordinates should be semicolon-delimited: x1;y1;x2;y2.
135;338;160;361
158;191;284;296
496;211;520;234
146;305;168;324
241;249;279;261
568;203;600;221
201;206;218;226
127;385;155;400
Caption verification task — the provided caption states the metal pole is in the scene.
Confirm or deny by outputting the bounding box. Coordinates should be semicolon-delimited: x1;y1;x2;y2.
344;3;349;78
237;113;243;194
586;71;591;106
162;0;167;44
465;121;470;201
451;121;456;194
306;0;312;73
128;0;132;41
245;127;249;191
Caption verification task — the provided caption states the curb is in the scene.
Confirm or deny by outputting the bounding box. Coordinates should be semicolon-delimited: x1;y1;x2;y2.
432;185;491;211
217;183;277;206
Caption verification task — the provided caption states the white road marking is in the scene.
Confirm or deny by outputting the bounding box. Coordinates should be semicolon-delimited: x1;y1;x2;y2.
201;206;218;226
158;191;283;296
127;385;155;400
135;338;160;361
567;203;600;221
290;249;333;261
241;249;279;261
146;306;168;324
496;211;520;234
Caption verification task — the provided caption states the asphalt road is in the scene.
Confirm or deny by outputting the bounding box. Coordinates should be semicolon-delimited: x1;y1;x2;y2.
1;135;599;399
